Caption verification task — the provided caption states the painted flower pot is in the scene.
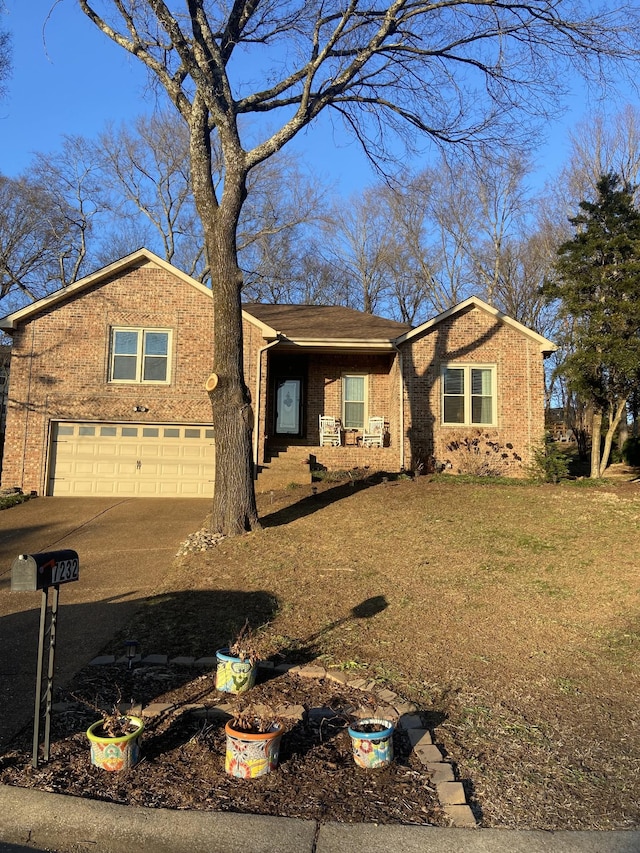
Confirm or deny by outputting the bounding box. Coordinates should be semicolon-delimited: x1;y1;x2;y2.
348;718;395;769
86;716;144;771
225;720;283;778
215;647;258;694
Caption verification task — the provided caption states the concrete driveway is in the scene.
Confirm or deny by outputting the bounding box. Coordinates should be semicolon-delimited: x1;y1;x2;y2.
0;497;209;749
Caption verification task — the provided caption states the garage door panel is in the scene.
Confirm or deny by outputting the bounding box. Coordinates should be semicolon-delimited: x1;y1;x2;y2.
183;447;205;459
140;446;161;458
157;483;180;496
116;461;138;476
97;445;118;457
96;463;119;476
49;422;215;497
119;443;139;457
158;464;180;476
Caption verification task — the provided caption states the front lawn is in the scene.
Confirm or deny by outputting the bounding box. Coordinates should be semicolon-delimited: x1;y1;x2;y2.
121;475;640;829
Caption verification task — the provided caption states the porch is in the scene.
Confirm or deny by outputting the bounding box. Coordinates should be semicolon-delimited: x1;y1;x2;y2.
257;348;402;468
255;441;399;492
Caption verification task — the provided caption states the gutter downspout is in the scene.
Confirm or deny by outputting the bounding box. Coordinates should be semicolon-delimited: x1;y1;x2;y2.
253;338;280;470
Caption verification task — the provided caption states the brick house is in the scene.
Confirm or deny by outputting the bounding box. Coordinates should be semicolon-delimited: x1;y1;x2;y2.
0;249;555;496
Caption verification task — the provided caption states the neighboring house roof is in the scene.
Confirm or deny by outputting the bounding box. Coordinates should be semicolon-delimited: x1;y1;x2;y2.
394;296;557;355
242;303;410;350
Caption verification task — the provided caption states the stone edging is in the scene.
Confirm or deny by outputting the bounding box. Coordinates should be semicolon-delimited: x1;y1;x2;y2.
84;654;477;828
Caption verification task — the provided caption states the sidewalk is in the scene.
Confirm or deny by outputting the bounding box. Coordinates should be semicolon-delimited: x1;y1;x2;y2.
1;784;639;853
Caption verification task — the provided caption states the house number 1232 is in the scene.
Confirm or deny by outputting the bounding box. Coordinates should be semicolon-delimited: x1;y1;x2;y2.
51;559;79;584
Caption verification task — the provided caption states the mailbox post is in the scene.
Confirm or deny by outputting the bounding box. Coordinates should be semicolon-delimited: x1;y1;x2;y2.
11;550;80;768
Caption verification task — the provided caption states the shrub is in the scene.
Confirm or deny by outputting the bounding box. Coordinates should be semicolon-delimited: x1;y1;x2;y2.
527;436;569;483
443;430;522;477
622;436;640;466
0;491;30;510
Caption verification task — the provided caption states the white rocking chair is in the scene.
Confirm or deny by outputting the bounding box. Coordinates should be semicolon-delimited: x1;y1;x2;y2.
319;415;341;447
362;417;385;448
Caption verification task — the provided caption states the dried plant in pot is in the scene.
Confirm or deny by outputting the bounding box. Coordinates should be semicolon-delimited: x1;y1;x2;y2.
215;619;263;694
80;696;144;772
224;704;284;778
347;717;395;769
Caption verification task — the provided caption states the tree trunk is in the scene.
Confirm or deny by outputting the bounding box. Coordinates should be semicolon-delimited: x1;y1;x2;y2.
618;420;628;453
590;410;602;478
599;398;628;477
207;220;260;535
189;100;260;536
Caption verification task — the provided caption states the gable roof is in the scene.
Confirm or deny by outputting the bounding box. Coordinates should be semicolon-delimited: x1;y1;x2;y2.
394;296;557;355
242;303;410;350
0;250;555;357
0;248;212;331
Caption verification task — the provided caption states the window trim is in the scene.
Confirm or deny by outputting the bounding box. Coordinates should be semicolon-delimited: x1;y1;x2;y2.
109;327;172;385
342;373;368;430
441;363;496;427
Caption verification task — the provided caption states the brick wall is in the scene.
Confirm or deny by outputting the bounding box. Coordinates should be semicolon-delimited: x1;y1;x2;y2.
3;269;547;493
242;318;270;468
399;306;546;475
2;260;216;494
306;353;396;441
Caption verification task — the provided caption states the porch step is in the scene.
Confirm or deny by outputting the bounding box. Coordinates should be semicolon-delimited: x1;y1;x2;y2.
255;446;312;492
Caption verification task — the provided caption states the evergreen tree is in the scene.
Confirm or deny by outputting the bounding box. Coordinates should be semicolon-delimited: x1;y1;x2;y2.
546;173;640;476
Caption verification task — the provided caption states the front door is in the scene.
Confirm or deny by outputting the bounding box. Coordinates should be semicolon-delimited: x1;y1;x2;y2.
275;378;302;436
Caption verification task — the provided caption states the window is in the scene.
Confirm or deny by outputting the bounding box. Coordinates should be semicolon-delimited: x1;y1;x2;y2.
342;374;367;429
442;365;495;426
110;328;171;384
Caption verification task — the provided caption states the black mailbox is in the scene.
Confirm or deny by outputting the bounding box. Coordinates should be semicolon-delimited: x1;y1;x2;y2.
11;550;80;591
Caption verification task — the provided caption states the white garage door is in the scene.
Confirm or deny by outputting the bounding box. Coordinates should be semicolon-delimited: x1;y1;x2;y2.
48;422;215;497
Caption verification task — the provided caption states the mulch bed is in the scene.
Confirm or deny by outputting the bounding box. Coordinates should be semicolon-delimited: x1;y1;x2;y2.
0;663;445;825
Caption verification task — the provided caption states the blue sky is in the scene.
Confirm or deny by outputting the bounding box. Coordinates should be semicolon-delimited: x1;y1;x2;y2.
1;1;384;194
1;1;637;197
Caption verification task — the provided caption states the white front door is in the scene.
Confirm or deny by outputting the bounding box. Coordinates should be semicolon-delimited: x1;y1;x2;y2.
275;379;301;435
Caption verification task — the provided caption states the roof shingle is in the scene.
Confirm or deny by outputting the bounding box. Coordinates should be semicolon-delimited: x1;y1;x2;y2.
243;303;411;341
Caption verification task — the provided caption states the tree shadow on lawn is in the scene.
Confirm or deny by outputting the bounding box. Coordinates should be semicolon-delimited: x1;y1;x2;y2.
259;473;394;529
262;594;391;669
0;588;278;751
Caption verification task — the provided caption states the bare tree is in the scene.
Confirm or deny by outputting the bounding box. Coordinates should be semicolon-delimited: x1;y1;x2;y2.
562;105;640;207
376;175;447;323
411;164;479;312
98;112;206;278
239;153;328;301
0;8;11;100
31;136;107;285
463;151;531;303
77;0;640;536
0;174;78;309
98;111;325;292
318;187;395;314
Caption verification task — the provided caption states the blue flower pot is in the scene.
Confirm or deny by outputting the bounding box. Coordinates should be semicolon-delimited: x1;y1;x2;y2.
348;718;395;769
215;647;258;694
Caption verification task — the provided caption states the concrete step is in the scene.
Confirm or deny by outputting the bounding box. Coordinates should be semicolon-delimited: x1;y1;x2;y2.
256;447;312;491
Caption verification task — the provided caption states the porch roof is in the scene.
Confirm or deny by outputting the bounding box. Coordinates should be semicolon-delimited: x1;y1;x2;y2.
242;303;410;351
